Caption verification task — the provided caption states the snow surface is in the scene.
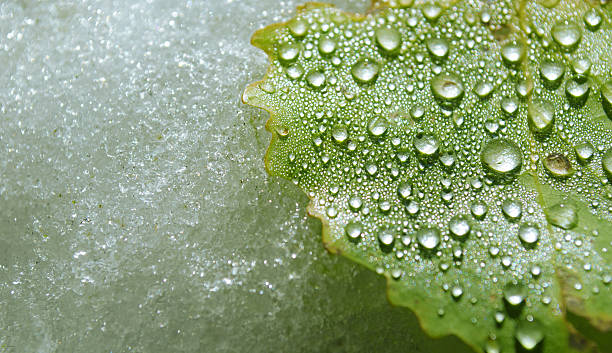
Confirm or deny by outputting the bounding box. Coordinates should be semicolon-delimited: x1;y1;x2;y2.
0;1;470;352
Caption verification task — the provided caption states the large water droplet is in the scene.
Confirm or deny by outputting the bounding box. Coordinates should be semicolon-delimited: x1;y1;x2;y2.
584;9;602;31
574;142;594;163
414;133;440;157
345;221;363;240
518;224;539;245
375;27;402;54
449;215;470;238
285;63;304;80
306;70;326;89
332;124;348;143
504;282;526;306
426;38;449;61
485;341;500;353
397;182;412;201
348;195;363;211
351;58;380;84
543;153;574;178
378;229;395;248
422;3;442;21
318;36;337;56
501;42;525;66
552;22;581;51
278;42;301;63
368;116;389;137
471;201;488;220
546;203;578;230
417;227;441;249
572;58;591;80
481;138;523;175
431;73;464;107
501;97;519;117
287;18;308;38
565;79;590;107
474;81;494;99
528;100;555;135
515;319;544;351
502;199;522;221
540;60;565;89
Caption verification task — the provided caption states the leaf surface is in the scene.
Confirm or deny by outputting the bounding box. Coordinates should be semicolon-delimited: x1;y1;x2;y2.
244;1;612;351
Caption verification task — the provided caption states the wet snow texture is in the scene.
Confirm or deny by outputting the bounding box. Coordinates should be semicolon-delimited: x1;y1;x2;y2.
0;1;469;352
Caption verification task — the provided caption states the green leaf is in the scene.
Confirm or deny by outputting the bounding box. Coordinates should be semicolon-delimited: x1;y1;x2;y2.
243;0;612;352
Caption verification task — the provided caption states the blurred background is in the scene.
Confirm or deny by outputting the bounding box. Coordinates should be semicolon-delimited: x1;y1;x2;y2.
0;1;471;352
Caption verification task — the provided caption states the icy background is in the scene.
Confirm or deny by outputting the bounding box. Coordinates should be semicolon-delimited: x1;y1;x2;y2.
0;1;471;352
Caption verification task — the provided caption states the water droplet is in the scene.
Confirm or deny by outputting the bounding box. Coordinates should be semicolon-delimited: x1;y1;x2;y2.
431;73;464;107
481;138;523;175
494;311;505;324
351;58;380;84
368;116;389;137
540;60;565;89
518;224;539;245
546;203;578;230
501;97;519;117
378;229;395;247
375;27;402;54
417;227;441;249
451;286;463;299
285;63;304;80
501;42;525;66
348;195;363;211
504;282;526;306
572;58;591;80
439;152;456;168
543;153;574;178
379;200;391;213
565;79;590;107
326;206;338;218
345;221;363;240
583;9;602;31
318;36;336;56
414;133;440;157
398;182;412;201
485;340;500;353
601;80;612;119
306;70;326;89
471;201;488;219
422;3;442;21
278;42;301;63
406;201;420;215
426;38;449;61
515;319;544;350
502;199;522;221
449;215;470;237
602;147;612;179
528;100;555;135
574;142;594;163
331;125;350;145
287;18;308;38
552;22;581;51
474;81;494;99
410;106;425;121
531;265;541;276
516;78;533;98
